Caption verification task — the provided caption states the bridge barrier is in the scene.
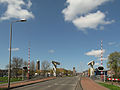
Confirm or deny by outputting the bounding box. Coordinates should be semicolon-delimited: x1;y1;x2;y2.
107;78;120;81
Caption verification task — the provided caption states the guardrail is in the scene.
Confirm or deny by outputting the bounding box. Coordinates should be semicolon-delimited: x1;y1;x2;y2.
107;78;120;81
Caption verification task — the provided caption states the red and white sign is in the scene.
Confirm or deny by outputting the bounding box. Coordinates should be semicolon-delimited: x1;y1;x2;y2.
107;78;120;81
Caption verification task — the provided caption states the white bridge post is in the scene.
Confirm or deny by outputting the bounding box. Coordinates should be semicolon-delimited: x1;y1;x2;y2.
52;61;60;77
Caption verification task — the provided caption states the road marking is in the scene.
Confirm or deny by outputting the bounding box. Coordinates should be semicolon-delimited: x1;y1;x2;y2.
48;85;52;87
54;83;76;86
54;83;58;85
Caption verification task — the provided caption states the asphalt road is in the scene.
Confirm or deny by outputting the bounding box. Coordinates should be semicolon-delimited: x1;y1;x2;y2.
12;76;82;90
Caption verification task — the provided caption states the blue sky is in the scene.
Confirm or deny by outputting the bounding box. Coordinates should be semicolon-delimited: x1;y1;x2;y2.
0;0;120;72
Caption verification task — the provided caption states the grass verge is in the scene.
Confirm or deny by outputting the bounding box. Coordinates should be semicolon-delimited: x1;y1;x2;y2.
0;88;7;90
98;82;120;90
0;77;22;84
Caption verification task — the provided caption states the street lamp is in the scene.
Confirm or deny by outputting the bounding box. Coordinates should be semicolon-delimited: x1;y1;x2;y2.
8;19;27;89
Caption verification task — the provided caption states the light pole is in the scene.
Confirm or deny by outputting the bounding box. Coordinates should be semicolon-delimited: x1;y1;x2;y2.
8;19;27;89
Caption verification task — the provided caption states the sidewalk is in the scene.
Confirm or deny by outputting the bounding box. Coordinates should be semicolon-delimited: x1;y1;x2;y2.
0;77;56;89
81;77;109;90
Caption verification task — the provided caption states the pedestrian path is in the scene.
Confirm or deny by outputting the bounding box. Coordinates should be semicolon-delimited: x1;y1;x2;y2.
81;77;109;90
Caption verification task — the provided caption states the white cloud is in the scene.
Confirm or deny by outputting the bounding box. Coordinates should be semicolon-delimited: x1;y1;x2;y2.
73;11;114;30
62;0;109;21
62;0;114;31
85;49;105;57
48;49;55;53
97;57;108;61
8;48;20;51
95;63;100;66
108;42;116;45
27;0;32;9
0;0;34;21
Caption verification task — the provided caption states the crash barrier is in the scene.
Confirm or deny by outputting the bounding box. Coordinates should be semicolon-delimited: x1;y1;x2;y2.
107;78;120;81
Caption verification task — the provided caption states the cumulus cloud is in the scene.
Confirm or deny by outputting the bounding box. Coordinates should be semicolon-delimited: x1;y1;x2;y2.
73;11;114;30
8;48;20;51
62;0;114;31
62;0;109;21
85;49;105;57
0;0;34;21
48;49;55;53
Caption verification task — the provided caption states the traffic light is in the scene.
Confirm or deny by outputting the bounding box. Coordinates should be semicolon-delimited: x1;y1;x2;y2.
23;67;27;70
98;66;104;71
94;66;107;75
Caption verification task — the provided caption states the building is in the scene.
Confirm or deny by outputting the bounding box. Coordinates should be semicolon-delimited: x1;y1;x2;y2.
56;68;73;76
0;69;8;77
83;70;88;77
73;67;76;76
36;60;40;71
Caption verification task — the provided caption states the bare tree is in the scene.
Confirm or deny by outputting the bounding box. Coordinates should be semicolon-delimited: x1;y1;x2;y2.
23;60;28;77
23;60;28;67
30;60;35;76
41;60;50;76
11;57;23;77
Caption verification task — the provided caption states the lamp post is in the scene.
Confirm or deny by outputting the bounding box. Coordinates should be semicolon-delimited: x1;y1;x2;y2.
8;19;27;89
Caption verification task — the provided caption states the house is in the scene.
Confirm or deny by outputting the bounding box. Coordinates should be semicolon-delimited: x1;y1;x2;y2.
0;69;8;77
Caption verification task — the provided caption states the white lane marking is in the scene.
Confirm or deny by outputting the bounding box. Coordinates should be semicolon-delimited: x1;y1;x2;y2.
48;85;52;87
54;83;58;85
54;83;76;86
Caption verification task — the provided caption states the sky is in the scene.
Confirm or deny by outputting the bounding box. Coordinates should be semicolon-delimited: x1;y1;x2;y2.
0;0;120;72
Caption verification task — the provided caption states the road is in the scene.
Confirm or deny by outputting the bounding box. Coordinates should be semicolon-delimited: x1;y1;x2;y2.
12;76;82;90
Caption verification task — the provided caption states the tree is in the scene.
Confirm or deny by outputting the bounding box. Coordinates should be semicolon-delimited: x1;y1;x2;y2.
23;60;28;67
22;60;28;78
41;60;50;76
107;52;120;78
30;60;35;76
67;70;72;75
11;57;23;77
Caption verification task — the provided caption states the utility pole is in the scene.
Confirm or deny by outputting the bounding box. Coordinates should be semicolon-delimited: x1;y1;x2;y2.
101;40;103;66
8;19;26;89
104;70;105;82
27;42;30;79
100;40;105;82
101;40;103;81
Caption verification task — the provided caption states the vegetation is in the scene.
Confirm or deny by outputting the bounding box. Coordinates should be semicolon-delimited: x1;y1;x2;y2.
0;77;22;84
0;88;7;90
98;82;120;90
56;68;73;76
6;57;23;78
107;52;120;78
4;57;73;79
30;60;35;76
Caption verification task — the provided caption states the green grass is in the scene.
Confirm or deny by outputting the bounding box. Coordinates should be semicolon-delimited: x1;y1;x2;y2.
0;88;7;90
0;77;8;84
98;82;120;90
0;77;22;84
